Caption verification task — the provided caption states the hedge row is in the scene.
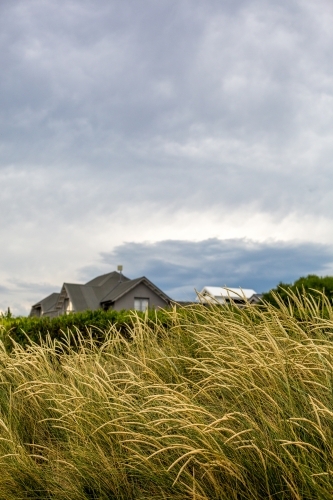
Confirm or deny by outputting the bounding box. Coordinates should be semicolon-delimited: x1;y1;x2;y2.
0;308;172;350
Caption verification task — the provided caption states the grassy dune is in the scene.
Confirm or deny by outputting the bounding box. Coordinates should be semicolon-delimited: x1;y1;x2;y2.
0;294;333;499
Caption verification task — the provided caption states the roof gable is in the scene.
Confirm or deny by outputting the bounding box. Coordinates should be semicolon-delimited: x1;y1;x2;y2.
54;283;111;312
101;276;171;304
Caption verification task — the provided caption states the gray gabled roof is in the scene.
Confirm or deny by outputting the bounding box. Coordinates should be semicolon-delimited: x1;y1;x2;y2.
30;292;60;316
85;271;130;287
62;283;101;312
100;276;171;304
53;271;131;312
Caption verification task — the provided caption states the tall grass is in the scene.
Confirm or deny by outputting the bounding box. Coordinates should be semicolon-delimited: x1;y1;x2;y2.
1;293;333;498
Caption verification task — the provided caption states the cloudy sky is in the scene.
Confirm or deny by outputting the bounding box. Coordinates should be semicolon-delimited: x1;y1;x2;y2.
1;0;333;314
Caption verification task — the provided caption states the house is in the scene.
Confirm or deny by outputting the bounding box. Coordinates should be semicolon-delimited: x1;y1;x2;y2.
197;286;261;306
29;293;60;318
29;271;171;318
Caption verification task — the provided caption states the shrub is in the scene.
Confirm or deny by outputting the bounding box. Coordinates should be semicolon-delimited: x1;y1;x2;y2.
0;308;171;351
262;274;333;307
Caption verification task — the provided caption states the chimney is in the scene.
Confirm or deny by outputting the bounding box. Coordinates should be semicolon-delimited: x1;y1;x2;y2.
117;265;123;282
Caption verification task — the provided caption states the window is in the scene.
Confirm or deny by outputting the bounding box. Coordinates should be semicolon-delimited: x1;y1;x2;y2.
134;298;149;311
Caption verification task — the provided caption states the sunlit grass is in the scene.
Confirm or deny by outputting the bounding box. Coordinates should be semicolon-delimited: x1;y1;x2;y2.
0;293;333;498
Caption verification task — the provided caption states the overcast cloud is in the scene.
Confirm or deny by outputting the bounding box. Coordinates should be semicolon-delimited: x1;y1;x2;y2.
0;0;332;314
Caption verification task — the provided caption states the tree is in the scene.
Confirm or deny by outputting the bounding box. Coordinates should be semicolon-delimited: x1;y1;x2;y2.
262;274;333;306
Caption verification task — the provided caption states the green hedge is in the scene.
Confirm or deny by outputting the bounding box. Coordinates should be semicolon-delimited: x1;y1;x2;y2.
0;308;172;350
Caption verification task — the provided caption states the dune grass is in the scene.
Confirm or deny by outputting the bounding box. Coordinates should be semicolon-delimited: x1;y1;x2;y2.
0;293;333;498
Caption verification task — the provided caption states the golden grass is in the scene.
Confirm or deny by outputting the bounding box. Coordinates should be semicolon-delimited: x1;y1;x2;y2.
0;293;333;498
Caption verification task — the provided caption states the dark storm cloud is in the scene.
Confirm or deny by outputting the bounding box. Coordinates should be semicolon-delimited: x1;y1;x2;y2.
95;238;333;299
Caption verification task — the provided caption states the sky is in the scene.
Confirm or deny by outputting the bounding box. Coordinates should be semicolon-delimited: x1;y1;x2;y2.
1;0;333;314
